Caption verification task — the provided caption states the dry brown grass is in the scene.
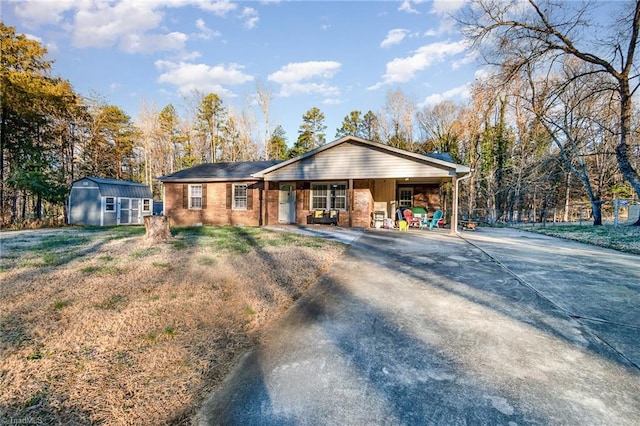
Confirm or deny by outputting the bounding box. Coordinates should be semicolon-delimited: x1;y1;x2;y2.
0;226;346;425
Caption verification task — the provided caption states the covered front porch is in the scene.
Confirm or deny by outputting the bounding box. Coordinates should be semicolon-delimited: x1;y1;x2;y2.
253;137;471;234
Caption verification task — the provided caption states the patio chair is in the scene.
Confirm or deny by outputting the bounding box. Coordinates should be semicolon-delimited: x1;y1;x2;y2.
424;210;443;230
402;208;421;228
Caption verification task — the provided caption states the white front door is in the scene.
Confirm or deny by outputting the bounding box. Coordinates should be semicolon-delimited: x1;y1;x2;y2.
278;183;296;224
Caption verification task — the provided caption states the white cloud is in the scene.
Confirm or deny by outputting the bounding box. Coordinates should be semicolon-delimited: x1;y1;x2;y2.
418;84;470;107
381;29;409;48
368;40;468;90
120;32;188;54
269;61;341;84
241;7;259;29
398;0;419;14
73;1;164;49
431;0;466;14
268;61;342;97
197;0;238;16
155;60;254;95
195;18;221;39
13;0;75;26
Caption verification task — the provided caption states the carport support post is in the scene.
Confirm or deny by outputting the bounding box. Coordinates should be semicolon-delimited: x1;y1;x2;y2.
451;175;458;235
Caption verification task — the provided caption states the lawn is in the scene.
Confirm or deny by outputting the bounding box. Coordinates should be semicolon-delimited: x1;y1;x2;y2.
518;224;640;255
0;226;346;425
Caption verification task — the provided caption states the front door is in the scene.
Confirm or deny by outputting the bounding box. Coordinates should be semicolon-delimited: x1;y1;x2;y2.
131;199;140;224
278;183;296;224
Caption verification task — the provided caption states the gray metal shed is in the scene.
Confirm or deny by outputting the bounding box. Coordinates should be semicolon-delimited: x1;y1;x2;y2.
68;177;153;226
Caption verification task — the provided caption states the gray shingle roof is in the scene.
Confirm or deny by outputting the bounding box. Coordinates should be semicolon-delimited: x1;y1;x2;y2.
158;161;283;182
74;177;153;198
424;152;455;163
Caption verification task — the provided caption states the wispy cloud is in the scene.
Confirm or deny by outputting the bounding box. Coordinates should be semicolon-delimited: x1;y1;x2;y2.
381;29;409;48
268;61;342;98
368;40;468;90
155;60;254;95
418;84;470;107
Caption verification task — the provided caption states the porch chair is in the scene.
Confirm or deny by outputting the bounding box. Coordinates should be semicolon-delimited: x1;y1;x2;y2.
402;208;421;228
424;210;443;230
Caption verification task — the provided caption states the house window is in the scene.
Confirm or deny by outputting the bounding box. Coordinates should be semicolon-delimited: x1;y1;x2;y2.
311;183;347;210
189;185;202;209
142;199;151;212
399;188;413;207
233;184;248;210
105;197;115;211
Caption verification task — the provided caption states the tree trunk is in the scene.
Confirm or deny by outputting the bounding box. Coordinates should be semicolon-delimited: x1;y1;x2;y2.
144;215;172;243
591;200;603;226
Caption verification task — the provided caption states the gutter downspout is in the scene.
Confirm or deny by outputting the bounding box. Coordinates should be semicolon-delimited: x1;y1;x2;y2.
453;172;472;235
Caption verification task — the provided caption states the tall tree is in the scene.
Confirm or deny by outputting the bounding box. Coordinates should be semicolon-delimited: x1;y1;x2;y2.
336;110;364;138
266;125;288;160
1;23;84;224
460;0;640;224
288;107;326;157
379;88;415;150
196;93;226;163
255;81;273;159
415;100;463;159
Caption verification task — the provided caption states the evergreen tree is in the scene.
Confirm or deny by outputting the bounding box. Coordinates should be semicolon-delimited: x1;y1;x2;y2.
266;125;288;160
288;107;326;157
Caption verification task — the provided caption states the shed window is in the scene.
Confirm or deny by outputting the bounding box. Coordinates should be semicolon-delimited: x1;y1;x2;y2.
311;183;346;210
189;185;202;209
233;184;248;210
142;199;151;212
105;197;115;211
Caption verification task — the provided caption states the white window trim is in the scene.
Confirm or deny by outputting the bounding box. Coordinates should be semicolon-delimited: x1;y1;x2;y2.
399;187;413;207
233;184;248;210
142;199;151;212
189;184;203;209
105;197;115;212
311;182;347;211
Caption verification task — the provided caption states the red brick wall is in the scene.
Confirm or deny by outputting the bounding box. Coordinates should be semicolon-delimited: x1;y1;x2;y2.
164;182;262;227
352;180;374;228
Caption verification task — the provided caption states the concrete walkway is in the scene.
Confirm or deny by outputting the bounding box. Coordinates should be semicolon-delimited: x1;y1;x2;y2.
195;227;640;425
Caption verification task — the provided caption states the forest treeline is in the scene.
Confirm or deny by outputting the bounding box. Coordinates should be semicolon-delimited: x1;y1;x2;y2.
2;1;639;228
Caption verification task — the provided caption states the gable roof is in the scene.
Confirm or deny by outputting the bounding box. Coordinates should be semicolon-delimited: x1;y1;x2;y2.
72;177;153;198
252;136;470;179
157;160;283;183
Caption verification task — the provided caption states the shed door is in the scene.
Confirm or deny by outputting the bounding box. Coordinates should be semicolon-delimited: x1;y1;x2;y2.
278;183;296;224
119;198;131;225
131;199;140;224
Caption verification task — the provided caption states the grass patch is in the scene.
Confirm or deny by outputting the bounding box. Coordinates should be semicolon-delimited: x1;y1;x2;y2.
94;294;127;310
52;300;71;311
130;247;159;259
0;225;347;424
152;262;172;269
520;224;640;254
197;256;217;266
80;265;120;275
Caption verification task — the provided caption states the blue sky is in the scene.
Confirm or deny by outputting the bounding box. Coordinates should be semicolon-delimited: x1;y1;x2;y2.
4;0;478;146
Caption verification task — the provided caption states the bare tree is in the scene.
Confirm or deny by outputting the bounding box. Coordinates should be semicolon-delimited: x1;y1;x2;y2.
460;0;640;224
255;81;274;159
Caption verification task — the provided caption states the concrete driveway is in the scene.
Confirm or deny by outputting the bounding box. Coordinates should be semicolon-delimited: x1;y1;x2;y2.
195;227;640;425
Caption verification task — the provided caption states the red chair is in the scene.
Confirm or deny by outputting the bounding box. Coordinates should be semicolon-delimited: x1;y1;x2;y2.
402;209;421;228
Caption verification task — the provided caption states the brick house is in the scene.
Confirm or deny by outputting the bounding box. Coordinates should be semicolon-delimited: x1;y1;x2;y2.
158;136;471;232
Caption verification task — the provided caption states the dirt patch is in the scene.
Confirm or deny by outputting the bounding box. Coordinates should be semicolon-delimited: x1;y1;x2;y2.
0;226;346;425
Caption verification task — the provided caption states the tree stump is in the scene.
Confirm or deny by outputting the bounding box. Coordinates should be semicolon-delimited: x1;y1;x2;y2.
144;215;172;243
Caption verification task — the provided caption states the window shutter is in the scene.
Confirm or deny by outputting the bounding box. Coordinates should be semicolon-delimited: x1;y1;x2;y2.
202;184;207;208
182;184;188;209
247;186;253;210
226;184;232;209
